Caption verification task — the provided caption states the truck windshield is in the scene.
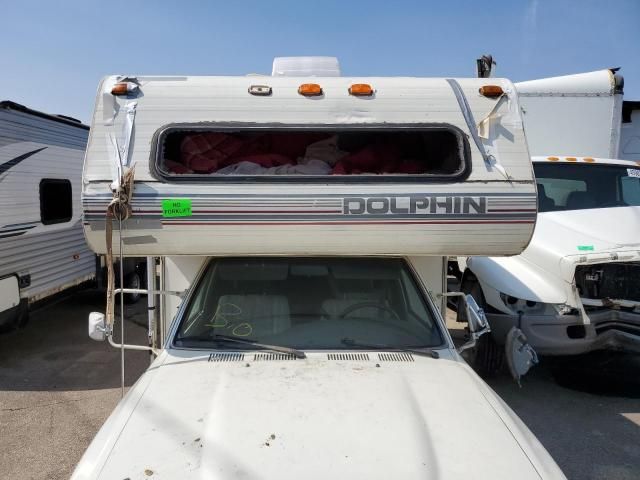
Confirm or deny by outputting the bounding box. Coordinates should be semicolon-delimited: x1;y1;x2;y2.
174;258;444;351
534;163;640;213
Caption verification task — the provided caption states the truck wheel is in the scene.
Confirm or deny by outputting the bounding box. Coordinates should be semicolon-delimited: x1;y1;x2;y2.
461;277;504;377
124;271;142;304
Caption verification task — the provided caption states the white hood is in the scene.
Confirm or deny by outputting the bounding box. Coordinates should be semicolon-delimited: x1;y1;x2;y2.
525;206;640;282
468;206;640;304
73;350;563;480
531;207;640;256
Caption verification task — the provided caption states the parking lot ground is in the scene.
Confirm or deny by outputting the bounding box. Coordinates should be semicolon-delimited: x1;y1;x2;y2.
1;291;639;479
0;290;148;480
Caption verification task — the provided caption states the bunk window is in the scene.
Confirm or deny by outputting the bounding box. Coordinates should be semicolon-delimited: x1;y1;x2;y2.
154;125;470;182
40;179;72;225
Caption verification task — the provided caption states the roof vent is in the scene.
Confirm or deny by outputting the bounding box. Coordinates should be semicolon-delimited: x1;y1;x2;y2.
378;352;414;362
208;352;245;362
327;353;370;361
272;56;341;77
254;353;298;361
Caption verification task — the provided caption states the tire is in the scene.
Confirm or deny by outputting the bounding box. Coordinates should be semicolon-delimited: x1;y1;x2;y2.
460;276;504;377
16;301;29;328
123;271;142;304
0;299;28;333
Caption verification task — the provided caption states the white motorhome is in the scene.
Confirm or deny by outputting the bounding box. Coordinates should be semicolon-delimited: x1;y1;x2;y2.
451;67;640;375
0;101;96;330
73;58;564;479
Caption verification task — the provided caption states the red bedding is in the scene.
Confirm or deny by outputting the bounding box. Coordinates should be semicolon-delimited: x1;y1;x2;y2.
168;132;428;175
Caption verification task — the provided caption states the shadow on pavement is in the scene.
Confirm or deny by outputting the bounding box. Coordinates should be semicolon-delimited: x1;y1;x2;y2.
488;354;640;480
0;289;149;391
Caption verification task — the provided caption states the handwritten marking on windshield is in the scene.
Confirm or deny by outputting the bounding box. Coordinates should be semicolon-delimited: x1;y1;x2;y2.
205;303;253;337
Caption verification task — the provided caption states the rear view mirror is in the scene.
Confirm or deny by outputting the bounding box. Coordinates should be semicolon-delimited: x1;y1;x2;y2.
465;294;488;333
88;312;107;341
455;293;490;354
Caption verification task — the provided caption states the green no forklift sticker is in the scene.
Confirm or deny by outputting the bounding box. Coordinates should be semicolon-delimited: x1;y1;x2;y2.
162;199;192;218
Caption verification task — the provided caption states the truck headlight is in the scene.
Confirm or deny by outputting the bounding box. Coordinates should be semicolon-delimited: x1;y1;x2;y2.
499;293;573;315
499;293;542;312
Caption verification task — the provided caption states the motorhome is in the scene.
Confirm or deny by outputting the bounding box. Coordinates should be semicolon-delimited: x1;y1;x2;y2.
73;58;564;479
0;101;95;330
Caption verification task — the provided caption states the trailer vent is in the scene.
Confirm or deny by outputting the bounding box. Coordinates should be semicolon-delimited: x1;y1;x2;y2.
253;353;298;361
208;352;245;362
378;352;414;362
327;353;370;361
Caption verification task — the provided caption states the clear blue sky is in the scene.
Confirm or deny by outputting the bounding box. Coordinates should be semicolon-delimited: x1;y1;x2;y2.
1;0;638;123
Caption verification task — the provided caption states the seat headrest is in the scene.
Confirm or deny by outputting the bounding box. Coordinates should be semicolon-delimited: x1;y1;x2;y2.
566;191;594;210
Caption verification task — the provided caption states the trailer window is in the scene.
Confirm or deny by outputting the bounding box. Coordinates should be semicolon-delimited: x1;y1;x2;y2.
155;126;469;182
39;179;72;224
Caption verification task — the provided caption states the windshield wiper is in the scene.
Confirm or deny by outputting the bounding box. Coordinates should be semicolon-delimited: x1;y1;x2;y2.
176;333;306;359
341;338;440;359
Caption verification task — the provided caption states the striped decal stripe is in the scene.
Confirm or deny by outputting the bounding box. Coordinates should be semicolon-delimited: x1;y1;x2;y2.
83;192;537;226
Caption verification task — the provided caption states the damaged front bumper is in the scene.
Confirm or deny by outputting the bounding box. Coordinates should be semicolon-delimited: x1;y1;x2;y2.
486;308;640;356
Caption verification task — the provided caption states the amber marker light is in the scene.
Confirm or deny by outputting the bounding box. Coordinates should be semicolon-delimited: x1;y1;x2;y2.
479;85;504;98
111;82;138;96
298;83;323;96
349;83;374;96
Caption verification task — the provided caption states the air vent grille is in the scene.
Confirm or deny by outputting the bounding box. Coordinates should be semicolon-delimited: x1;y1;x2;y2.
208;352;245;362
254;353;298;361
327;353;370;361
378;352;414;362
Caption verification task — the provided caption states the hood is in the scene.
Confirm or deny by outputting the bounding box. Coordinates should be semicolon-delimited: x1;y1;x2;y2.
524;207;640;283
76;350;563;480
467;206;640;304
532;207;640;254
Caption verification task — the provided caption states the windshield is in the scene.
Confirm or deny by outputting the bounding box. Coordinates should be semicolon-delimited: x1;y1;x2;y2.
174;257;444;351
534;163;640;213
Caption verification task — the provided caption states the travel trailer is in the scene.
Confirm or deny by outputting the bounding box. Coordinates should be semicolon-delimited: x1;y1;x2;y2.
0;101;146;332
0;101;95;330
73;58;564;479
